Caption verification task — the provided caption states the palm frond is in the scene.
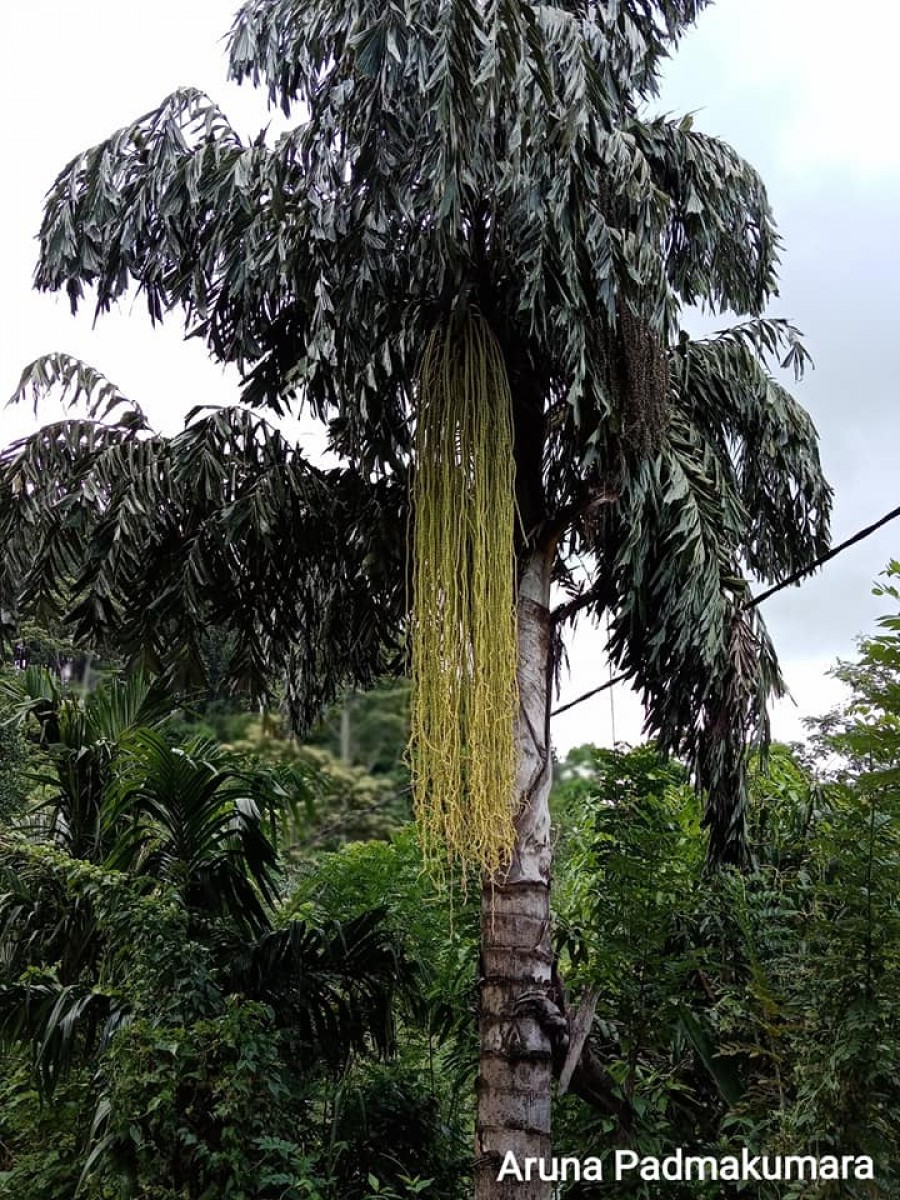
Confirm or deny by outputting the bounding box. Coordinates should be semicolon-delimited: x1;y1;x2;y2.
0;976;127;1096
1;397;407;726
222;908;413;1066
571;410;780;860
672;321;831;581
104;729;280;931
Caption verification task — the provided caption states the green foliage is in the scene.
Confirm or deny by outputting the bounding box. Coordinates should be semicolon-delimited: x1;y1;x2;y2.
327;1062;465;1200
306;681;410;782
555;744;702;993
7;579;900;1197
290;832;478;1191
0;397;407;734
0;674;416;1198
553;745;716;1177
0;667;177;860
93;998;312;1199
289;831;480;1082
0;676;28;823
0;1053;95;1200
225;716;411;852
0;838;415;1196
552;716;900;1196
103;727;282;931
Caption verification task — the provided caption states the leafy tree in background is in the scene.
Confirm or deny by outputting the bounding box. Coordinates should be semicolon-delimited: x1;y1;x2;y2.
789;561;900;1176
552;744;717;1177
550;562;900;1200
225;713;413;852
0;2;832;1192
0;674;28;823
307;680;411;781
0;672;415;1199
552;743;900;1198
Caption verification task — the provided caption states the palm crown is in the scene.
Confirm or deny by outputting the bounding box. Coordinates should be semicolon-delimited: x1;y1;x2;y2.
1;0;831;860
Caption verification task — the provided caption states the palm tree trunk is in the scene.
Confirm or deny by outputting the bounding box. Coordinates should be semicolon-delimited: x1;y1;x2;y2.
475;546;554;1200
340;694;352;765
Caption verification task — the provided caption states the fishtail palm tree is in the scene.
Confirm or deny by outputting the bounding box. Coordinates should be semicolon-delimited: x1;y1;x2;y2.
1;3;831;1195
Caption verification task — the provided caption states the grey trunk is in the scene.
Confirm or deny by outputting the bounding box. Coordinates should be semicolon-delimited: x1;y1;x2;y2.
340;695;352;765
475;547;554;1200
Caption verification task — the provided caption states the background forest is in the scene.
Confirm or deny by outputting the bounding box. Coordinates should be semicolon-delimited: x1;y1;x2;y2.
2;561;899;1199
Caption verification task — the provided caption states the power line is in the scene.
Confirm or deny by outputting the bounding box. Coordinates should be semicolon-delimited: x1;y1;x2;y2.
744;501;900;611
551;499;900;720
551;674;627;717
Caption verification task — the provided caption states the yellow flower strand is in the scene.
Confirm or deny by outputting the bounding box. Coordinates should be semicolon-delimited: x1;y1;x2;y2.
410;312;519;879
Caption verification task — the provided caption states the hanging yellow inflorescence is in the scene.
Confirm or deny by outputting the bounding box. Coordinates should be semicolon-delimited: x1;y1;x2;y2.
410;311;519;880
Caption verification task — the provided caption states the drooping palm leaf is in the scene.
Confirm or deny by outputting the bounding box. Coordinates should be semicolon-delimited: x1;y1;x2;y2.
0;976;127;1097
221;907;414;1067
1;388;407;729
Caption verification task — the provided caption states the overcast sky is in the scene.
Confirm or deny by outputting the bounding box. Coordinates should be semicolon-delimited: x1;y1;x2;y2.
2;1;899;752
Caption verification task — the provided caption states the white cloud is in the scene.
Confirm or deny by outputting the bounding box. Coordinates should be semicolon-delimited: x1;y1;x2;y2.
661;0;900;177
1;2;277;444
770;655;849;744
